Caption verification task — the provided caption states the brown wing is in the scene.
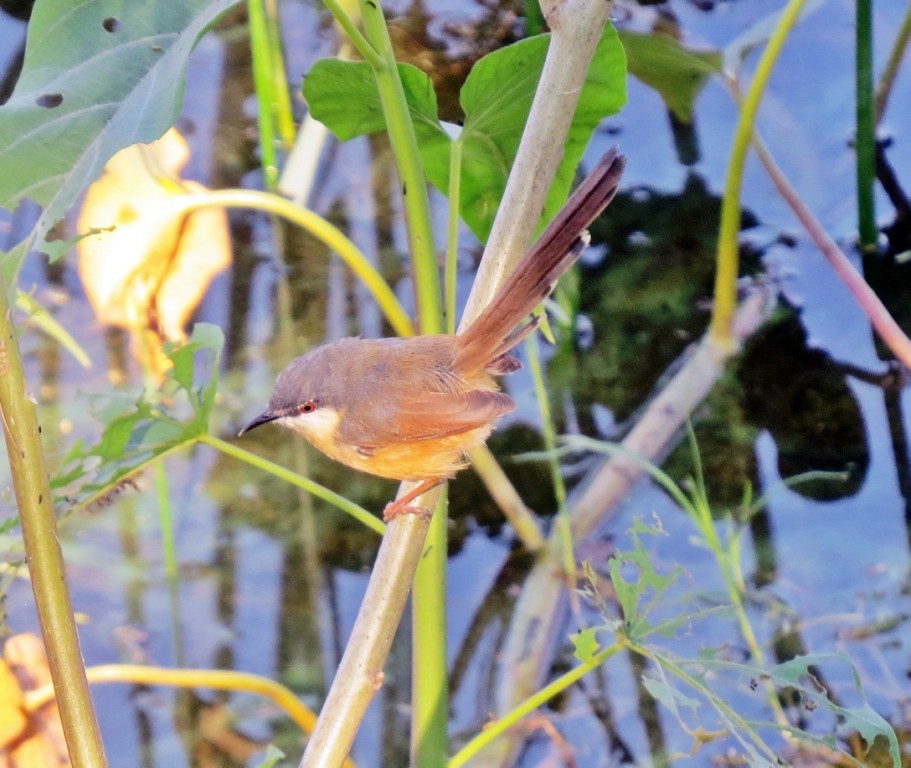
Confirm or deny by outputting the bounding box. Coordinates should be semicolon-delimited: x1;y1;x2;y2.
337;389;515;451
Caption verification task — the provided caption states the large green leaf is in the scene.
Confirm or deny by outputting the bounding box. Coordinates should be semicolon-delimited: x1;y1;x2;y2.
618;29;721;123
304;27;627;242
0;0;240;282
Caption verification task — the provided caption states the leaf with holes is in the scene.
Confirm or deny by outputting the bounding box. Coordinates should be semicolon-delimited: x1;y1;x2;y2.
0;0;240;285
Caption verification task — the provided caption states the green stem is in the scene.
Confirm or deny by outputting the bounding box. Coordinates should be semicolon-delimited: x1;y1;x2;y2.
352;6;447;764
856;0;876;250
178;188;414;337
445;140;463;334
411;490;449;767
201;434;385;535
155;461;178;586
359;0;442;332
249;0;281;190
448;642;623;767
264;0;296;146
710;0;807;347
323;0;385;70
0;282;107;765
525;333;575;587
875;3;911;123
628;642;781;763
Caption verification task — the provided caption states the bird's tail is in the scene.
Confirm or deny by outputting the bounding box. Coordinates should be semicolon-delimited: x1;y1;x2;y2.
454;147;626;373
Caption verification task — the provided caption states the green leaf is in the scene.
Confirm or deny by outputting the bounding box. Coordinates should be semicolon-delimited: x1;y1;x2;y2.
166;322;224;426
769;655;901;766
16;289;91;367
0;0;241;283
254;745;286;768
448;27;627;241
304;27;627;242
618;30;721;123
52;323;224;512
304;59;444;143
571;627;601;664
642;674;700;716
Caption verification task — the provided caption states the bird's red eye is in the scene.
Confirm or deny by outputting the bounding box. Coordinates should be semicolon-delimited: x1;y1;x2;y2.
299;401;316;414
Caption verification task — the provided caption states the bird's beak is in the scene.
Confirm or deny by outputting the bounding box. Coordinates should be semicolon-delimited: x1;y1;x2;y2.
238;409;281;436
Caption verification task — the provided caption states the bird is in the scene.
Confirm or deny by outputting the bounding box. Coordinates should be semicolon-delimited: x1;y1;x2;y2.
239;148;626;521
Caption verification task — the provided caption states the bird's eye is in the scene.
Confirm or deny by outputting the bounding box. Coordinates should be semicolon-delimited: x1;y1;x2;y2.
299;400;317;414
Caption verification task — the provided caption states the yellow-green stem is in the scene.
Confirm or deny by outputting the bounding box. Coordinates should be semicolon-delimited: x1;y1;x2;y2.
411;489;449;766
178;188;414;337
0;280;107;766
201;434;384;535
525;333;576;595
359;0;442;332
323;0;385;70
710;0;807;347
445;140;463;334
449;642;623;767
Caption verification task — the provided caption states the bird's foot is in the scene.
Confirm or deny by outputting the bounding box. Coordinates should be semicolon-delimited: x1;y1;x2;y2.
382;500;432;523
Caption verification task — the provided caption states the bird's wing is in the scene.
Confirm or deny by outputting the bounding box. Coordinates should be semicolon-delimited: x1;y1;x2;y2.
338;389;515;450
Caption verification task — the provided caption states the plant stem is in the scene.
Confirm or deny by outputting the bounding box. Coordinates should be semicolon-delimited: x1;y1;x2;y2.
875;2;911;123
299;510;433;768
448;641;623;767
359;0;442;332
445;140;463;334
525;333;576;604
249;0;281;190
323;0;384;70
745;120;911;368
710;0;806;348
354;5;449;765
179;188;414;337
855;0;877;249
27;664;338;754
0;281;107;766
411;490;449;767
460;0;614;326
201;434;384;535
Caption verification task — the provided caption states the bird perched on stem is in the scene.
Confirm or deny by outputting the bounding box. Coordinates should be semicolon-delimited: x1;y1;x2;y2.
240;148;626;520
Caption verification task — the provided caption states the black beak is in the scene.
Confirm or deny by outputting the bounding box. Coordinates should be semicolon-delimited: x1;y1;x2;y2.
238;410;281;437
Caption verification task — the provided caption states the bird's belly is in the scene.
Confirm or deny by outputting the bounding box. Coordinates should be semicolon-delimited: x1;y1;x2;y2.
326;425;494;481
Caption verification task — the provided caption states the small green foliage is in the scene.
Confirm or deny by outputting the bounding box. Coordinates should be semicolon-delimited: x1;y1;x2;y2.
607;515;683;639
570;626;600;664
52;324;223;514
769;655;900;765
575;515;899;765
304;28;627;241
618;30;721;123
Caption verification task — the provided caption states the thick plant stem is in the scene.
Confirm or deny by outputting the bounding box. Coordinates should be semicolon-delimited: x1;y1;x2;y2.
460;0;614;326
0;283;106;767
299;508;433;768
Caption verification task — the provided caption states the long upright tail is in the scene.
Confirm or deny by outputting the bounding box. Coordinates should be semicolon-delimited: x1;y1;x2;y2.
454;147;626;373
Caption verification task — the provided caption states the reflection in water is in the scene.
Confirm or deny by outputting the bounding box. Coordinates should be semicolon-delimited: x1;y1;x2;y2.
738;310;869;501
3;0;911;765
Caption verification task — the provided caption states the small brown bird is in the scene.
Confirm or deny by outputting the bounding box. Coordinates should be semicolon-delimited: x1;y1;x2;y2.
240;148;626;520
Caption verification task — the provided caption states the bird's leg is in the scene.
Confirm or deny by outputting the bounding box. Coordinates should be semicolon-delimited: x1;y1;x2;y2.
383;478;444;523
